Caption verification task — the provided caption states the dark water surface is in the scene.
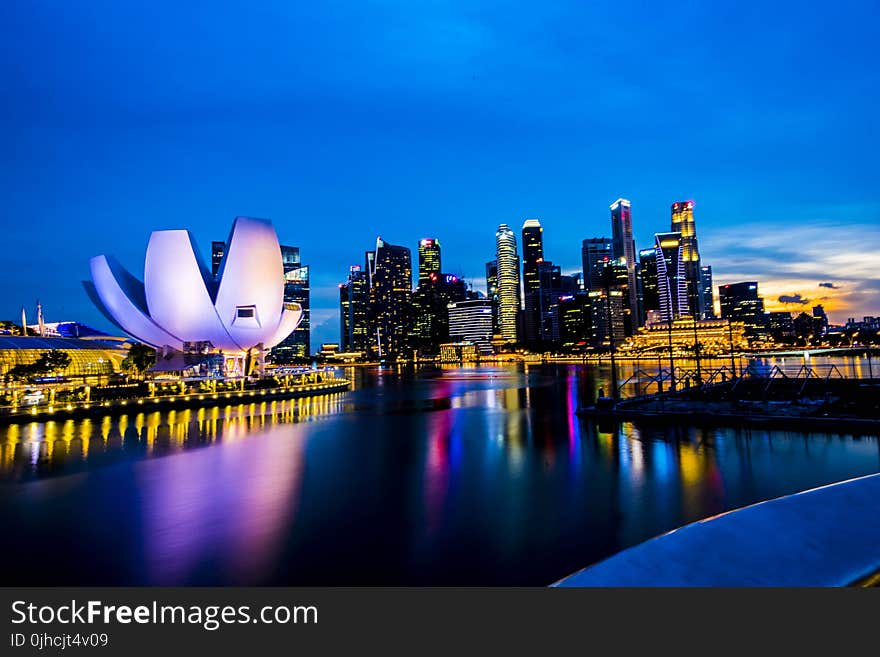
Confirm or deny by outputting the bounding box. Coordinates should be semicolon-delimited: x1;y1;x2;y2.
1;363;878;585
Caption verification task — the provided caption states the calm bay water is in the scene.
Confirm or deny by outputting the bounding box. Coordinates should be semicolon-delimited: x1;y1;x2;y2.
1;361;878;585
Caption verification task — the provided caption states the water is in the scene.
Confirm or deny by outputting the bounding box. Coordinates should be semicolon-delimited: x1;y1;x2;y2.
1;362;877;585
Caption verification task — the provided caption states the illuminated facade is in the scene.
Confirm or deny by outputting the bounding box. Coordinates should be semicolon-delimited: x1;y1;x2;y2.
485;259;499;335
495;224;520;343
417;238;442;286
700;265;715;319
366;237;412;358
639;248;659;316
522;219;544;344
610;199;639;326
448;299;494;354
439;341;480;363
628;318;747;354
272;245;310;361
719;281;767;338
339;265;369;354
581;237;612;292
85;217;303;369
670;201;704;318
0;336;127;379
654;232;689;322
410;272;466;355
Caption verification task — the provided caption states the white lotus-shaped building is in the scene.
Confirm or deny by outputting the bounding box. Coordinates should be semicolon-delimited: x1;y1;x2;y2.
84;217;302;356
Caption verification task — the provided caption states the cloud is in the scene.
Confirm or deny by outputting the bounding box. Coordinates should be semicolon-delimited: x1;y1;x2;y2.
778;294;809;305
819;282;838;289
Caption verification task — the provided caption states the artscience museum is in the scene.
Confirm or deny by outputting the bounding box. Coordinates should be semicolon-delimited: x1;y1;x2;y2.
84;216;303;376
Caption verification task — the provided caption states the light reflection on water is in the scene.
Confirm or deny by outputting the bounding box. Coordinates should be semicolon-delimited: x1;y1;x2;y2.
0;362;877;585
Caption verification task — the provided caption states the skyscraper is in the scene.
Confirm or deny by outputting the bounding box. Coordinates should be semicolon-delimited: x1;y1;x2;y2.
339;265;369;354
654;232;689;322
521;219;544;344
719;281;766;337
211;241;225;277
485;259;499;335
700;265;715;318
272;245;310;360
581;238;613;292
417;238;442;286
409;272;466;355
495;224;520;343
610;198;639;326
448;298;494;355
366;237;412;358
638;248;659;316
670;200;704;317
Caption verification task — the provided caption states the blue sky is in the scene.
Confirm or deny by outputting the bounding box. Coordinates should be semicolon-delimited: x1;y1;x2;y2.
3;1;878;347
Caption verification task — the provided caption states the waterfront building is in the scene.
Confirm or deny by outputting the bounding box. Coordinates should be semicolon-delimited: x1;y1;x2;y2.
700;265;715;318
339;265;370;355
654;232;689;322
670;201;704;317
581;237;613;292
719;281;767;338
610;198;639;326
768;311;795;343
85;216;303;377
439;341;480;363
588;289;626;349
409;272;467;355
448;298;494;355
627;318;747;355
417;238;442;286
495;224;520;343
272;245;310;361
556;294;592;352
0;336;128;380
366;237;412;359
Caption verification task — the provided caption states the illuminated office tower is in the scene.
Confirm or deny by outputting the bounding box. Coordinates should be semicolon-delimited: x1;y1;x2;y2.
639;248;659;316
410;272;466;355
719;281;766;337
366;237;412;358
339;265;369;353
448;298;494;355
521;219;545;344
700;265;715;318
610;198;639;326
417;238;442;286
485;259;499;334
211;241;225;277
495;224;520;343
670;200;704;317
272;245;310;361
581;237;613;292
654;232;689;322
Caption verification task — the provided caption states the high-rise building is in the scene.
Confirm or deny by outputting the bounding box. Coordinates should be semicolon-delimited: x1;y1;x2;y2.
485;259;499;335
638;248;659;315
670;200;704;318
533;260;563;344
521;219;545;344
272;244;309;361
410;272;467;355
654;232;689;322
211;241;225;277
448;298;494;355
610;199;639;326
700;265;715;318
339;265;369;354
719;281;766;338
495;224;520;343
417;238;442;286
581;238;613;292
556;294;592;351
366;237;412;358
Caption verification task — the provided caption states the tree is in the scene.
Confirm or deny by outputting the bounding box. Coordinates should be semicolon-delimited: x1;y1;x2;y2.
121;343;156;379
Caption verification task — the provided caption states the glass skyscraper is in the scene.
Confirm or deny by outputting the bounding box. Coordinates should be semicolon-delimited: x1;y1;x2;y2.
670;200;704;318
448;298;494;355
521;219;545;344
495;224;520;343
272;245;310;361
367;237;412;358
610;198;639;327
581;237;613;292
417;238;442;286
700;265;715;318
654;232;689;322
339;265;369;354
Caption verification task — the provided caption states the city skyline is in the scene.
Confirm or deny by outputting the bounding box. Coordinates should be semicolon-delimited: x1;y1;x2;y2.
4;2;879;348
